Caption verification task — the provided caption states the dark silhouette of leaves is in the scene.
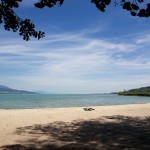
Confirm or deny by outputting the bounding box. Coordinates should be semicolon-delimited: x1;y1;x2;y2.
0;0;150;41
123;2;132;11
34;0;64;8
91;0;150;18
0;0;45;41
131;4;139;10
131;11;137;16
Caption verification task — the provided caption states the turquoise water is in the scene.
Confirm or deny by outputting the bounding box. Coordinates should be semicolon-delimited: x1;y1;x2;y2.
0;94;150;109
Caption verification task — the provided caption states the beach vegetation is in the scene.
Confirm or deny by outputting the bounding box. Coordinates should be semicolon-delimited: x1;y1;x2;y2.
118;86;150;97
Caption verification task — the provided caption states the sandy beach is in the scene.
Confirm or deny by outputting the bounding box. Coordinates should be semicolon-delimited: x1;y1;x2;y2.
0;103;150;150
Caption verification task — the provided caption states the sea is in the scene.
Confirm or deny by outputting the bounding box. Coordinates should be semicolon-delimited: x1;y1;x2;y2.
0;94;150;109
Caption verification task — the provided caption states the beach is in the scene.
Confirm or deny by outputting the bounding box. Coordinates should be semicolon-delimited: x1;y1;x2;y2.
0;103;150;149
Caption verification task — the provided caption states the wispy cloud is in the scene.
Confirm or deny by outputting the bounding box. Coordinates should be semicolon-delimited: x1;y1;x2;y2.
136;34;150;44
0;27;150;93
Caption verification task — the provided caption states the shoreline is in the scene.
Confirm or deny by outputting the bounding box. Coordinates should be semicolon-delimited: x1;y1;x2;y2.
0;102;150;110
0;103;150;149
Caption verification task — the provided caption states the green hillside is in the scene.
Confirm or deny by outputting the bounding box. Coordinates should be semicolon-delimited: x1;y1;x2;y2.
118;86;150;97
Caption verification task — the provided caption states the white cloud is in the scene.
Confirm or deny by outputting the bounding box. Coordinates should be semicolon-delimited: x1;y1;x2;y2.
136;34;150;44
0;28;150;93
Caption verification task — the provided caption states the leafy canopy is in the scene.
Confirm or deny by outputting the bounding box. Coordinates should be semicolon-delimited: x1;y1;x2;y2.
0;0;149;41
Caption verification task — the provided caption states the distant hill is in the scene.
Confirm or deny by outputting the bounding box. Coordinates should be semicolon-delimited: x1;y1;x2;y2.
118;86;150;97
0;85;11;89
0;85;36;94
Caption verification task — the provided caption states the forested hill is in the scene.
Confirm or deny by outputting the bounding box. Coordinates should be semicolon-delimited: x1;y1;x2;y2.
0;85;36;94
118;86;150;97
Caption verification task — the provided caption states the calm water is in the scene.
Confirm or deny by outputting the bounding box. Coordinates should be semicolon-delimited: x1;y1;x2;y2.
0;94;150;109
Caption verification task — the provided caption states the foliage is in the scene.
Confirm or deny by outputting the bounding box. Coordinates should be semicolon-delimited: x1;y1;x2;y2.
0;0;45;41
0;0;150;40
118;86;150;97
91;0;150;17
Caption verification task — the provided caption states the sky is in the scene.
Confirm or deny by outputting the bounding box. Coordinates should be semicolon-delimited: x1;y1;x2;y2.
0;0;150;94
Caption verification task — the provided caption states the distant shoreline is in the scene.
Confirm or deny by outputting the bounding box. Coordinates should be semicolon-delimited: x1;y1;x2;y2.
118;93;150;97
115;86;150;97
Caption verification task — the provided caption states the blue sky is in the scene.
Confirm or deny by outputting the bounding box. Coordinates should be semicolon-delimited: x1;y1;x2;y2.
0;0;150;93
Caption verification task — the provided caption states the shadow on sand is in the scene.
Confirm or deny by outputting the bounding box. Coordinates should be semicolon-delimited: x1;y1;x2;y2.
1;116;150;150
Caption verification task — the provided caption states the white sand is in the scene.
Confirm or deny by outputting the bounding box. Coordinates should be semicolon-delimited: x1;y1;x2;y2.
0;103;150;148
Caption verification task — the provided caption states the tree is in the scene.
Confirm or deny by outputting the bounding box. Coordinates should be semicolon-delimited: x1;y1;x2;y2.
0;0;150;41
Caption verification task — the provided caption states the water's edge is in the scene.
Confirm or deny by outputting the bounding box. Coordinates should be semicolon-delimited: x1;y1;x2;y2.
0;94;150;109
